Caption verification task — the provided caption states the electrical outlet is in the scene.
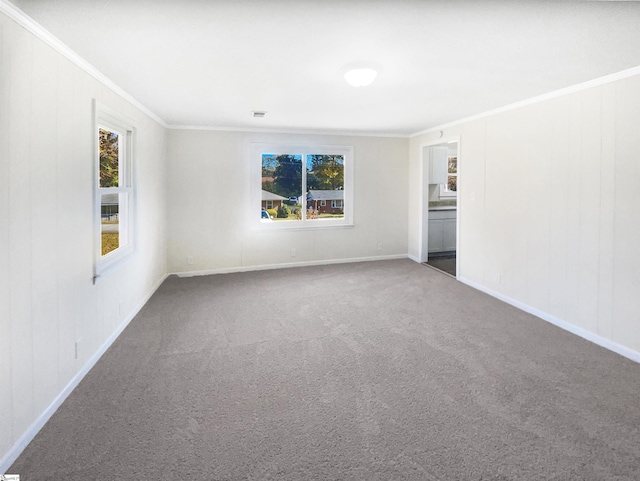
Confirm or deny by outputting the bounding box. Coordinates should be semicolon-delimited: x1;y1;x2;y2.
75;338;82;360
377;243;383;251
187;256;194;265
291;248;296;257
496;274;503;285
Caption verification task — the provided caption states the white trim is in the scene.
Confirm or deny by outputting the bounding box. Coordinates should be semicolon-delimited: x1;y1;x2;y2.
4;0;639;139
438;153;458;197
417;137;460;265
173;254;408;278
438;185;457;198
459;277;640;365
253;222;355;232
0;0;167;128
410;65;640;138
94;101;137;278
168;124;408;139
0;273;169;474
251;143;354;229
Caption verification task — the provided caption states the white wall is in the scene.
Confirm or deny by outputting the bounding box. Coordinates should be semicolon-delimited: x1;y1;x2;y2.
0;11;167;468
409;72;640;357
4;0;637;470
166;130;408;274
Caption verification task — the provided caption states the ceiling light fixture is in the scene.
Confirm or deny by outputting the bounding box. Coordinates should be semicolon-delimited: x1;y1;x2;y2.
252;111;266;118
344;67;378;87
342;63;379;87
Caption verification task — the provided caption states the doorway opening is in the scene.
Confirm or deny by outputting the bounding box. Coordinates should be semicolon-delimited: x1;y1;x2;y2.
421;140;458;277
426;252;456;277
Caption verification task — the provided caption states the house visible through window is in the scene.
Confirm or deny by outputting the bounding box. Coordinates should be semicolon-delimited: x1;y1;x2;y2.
95;103;135;276
255;144;353;227
99;128;121;256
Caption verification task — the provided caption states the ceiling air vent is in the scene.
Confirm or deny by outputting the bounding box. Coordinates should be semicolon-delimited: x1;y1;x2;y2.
252;111;267;118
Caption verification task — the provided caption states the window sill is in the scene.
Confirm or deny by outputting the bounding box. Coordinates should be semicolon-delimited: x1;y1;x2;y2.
438;184;457;198
254;221;354;232
94;246;136;282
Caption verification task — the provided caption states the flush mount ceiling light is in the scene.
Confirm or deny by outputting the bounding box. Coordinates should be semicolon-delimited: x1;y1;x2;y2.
342;63;379;87
252;111;267;118
344;68;378;87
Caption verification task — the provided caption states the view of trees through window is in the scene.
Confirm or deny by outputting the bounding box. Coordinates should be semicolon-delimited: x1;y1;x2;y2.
261;153;345;221
95;108;135;275
99;128;119;187
447;156;457;192
99;128;120;255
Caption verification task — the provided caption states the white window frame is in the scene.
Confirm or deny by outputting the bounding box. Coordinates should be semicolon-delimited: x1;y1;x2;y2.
94;101;136;278
265;200;273;210
320;200;326;207
439;155;458;198
251;143;354;229
331;199;344;209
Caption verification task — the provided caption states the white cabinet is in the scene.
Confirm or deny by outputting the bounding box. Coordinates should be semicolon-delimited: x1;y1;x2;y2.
429;146;448;185
428;209;456;253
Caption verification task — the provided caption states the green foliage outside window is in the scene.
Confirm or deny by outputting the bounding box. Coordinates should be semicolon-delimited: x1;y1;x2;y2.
262;154;302;198
276;204;291;218
307;155;344;190
262;153;344;198
447;156;457;192
99;128;119;187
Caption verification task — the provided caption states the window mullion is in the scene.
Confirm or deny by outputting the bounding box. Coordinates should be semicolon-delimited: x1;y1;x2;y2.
256;144;350;227
301;153;307;222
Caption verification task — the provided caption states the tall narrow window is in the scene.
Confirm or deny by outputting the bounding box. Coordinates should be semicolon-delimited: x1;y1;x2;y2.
446;156;457;192
95;103;135;276
99;128;121;256
253;143;353;227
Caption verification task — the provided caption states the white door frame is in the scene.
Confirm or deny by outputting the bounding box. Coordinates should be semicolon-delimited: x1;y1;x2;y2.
418;136;460;276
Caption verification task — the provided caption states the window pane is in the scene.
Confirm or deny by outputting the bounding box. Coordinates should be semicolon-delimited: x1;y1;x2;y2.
261;154;302;221
306;154;344;220
99;128;119;187
101;193;119;256
447;156;457;174
447;175;457;192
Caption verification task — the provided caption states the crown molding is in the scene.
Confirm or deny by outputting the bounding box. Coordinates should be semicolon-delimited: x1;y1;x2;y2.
410;64;640;138
0;1;407;139
0;0;168;128
167;124;410;139
6;0;638;141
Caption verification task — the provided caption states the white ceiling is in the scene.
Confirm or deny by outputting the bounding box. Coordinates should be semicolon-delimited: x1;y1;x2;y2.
10;0;640;136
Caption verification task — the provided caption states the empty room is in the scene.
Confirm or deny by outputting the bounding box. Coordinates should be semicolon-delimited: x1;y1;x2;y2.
2;0;640;479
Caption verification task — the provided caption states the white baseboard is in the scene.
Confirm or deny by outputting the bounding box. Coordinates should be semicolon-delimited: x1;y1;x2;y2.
173;254;409;278
11;264;636;473
459;276;640;365
0;273;169;474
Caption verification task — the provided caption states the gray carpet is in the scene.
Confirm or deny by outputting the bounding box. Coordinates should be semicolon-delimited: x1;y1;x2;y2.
10;259;640;480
